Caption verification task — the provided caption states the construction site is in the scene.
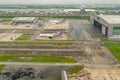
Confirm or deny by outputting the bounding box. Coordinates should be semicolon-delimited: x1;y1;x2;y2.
68;67;120;80
0;18;39;41
0;33;22;41
0;17;120;80
0;18;73;41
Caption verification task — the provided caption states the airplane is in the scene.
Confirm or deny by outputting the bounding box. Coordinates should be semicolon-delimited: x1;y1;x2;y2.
39;31;63;39
50;19;66;24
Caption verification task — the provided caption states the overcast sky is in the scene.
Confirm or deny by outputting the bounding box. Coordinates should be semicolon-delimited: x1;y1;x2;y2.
0;0;120;5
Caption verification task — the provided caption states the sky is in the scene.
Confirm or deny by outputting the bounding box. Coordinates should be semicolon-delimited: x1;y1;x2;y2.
0;0;120;5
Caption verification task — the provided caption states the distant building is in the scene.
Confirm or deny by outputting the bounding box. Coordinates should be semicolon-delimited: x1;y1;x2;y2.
64;9;80;12
12;17;39;23
64;9;80;15
91;15;120;40
64;9;95;15
85;9;96;12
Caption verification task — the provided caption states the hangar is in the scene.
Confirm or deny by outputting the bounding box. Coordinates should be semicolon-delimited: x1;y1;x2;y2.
12;17;39;23
91;15;120;40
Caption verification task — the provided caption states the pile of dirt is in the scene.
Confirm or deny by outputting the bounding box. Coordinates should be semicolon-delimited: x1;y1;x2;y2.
0;68;42;80
0;65;69;80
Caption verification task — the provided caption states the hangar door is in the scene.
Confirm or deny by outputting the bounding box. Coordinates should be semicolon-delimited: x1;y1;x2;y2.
102;26;106;36
113;27;120;35
102;26;108;37
94;20;102;31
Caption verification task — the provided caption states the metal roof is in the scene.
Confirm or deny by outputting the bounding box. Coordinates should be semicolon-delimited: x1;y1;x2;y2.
64;9;95;12
85;9;95;12
98;15;120;24
64;9;80;12
13;17;37;21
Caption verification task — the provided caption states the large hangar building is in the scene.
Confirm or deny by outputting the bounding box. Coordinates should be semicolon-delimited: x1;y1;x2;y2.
91;15;120;40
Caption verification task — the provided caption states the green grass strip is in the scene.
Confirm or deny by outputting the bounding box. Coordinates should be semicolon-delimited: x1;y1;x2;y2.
0;65;5;71
16;34;32;40
0;40;74;46
69;66;84;74
101;38;120;62
0;54;76;63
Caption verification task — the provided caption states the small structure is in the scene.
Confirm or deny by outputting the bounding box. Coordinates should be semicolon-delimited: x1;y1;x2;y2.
12;17;39;23
61;71;68;80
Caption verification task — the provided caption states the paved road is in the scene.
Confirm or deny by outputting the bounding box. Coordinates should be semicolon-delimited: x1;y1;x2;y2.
0;62;119;68
69;20;119;65
70;20;92;41
0;62;81;66
71;21;85;40
30;23;46;41
0;48;84;51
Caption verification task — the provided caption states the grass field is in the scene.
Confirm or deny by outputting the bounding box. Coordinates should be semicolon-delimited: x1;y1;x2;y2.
15;34;32;40
102;39;120;62
69;66;84;74
0;40;74;46
0;15;90;20
0;54;76;63
0;65;5;71
0;18;11;25
93;8;119;11
47;15;90;20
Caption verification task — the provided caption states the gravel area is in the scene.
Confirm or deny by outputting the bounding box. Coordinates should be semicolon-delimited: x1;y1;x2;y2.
0;65;69;80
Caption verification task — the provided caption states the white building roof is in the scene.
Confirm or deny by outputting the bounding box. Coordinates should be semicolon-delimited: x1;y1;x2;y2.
64;9;80;12
64;9;95;12
13;17;37;21
98;15;120;24
85;9;95;12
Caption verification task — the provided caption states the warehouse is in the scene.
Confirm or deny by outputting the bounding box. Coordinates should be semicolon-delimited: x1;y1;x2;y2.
64;9;95;15
12;17;39;23
64;9;80;15
64;9;80;12
91;15;120;40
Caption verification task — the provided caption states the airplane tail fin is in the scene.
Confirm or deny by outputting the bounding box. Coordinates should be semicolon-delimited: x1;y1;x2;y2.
57;31;63;36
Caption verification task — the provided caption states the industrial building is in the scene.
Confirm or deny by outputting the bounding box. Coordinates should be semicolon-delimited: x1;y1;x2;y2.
64;9;95;15
85;9;96;14
64;9;80;15
64;9;80;12
91;15;120;40
12;17;39;23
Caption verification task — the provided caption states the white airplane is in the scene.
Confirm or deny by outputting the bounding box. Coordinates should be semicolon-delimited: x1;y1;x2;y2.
50;19;66;24
40;31;63;39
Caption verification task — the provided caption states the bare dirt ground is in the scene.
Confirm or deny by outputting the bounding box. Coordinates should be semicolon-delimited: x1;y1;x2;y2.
68;67;120;80
0;24;38;29
0;33;22;41
44;21;70;30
